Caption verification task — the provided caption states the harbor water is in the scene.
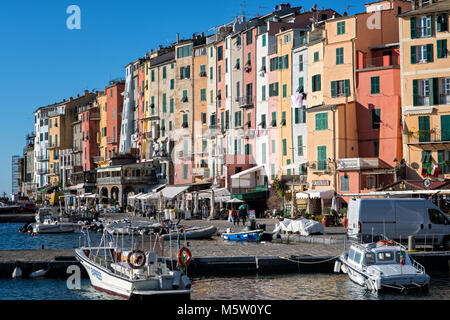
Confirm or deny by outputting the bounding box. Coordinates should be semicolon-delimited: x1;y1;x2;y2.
0;223;449;300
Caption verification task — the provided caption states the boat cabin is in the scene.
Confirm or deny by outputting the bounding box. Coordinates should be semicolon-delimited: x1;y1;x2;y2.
347;243;411;268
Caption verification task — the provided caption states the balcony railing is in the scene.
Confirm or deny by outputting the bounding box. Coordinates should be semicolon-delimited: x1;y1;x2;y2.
36;156;49;162
107;137;118;144
338;158;379;170
237;96;253;108
90;113;101;121
94;156;105;163
357;55;400;70
405;129;450;145
192;167;210;178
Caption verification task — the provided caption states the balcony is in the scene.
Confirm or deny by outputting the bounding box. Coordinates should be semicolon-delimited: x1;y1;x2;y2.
47;144;58;150
36;156;49;162
36;169;49;175
338;158;379;171
90;113;101;121
237;96;253;109
192;167;210;178
405;129;450;146
357;55;400;70
107;137;118;145
94;156;105;163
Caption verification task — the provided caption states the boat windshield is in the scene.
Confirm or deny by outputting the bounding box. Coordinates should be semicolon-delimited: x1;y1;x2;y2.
364;252;376;265
377;251;395;262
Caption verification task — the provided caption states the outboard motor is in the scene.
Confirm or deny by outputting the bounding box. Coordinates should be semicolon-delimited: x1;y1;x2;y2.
248;219;256;231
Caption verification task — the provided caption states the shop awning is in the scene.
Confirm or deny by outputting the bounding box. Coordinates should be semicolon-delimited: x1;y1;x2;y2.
128;193;144;200
296;189;335;200
231;165;266;188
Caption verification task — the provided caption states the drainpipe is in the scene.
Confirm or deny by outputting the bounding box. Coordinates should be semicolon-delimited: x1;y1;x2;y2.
331;105;337;193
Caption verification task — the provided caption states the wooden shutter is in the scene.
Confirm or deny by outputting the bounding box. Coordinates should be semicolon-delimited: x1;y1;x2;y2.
344;79;350;96
426;15;433;37
331;81;336;97
413;79;419;106
318;146;326;170
441;115;450;141
418;116;430;142
426;44;434;62
411;46;417;64
411;17;417;38
437;39;447;58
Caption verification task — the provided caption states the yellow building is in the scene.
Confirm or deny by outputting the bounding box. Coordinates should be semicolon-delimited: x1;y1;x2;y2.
97;91;108;166
306;17;359;192
400;0;450;180
47;110;63;187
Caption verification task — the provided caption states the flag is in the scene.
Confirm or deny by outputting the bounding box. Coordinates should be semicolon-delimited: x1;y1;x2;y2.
433;165;441;177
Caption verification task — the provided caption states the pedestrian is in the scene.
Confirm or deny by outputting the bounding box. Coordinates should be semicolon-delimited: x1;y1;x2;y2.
239;205;248;226
231;208;238;226
201;202;208;219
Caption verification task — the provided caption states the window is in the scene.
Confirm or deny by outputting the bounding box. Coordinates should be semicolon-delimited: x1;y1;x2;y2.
262;34;266;47
170;99;174;113
299;54;304;72
282;84;287;98
413;16;433;38
225;58;228;73
210;67;213;80
365;253;376;265
271;112;277;127
314;51;319;62
311;75;321;92
269;83;279;96
413;79;431;106
418;116;430;142
371;76;380;94
441;115;450;141
348;249;355;261
337;21;345;35
377;251;394;261
438;150;450;174
218;66;221;82
353;251;361;264
411;44;433;64
437;39;448;58
437;14;449;32
201;112;206;125
200;65;206;77
441;78;450;104
151;70;155;82
200;89;206;101
331;79;350;97
177;45;192;58
262;85;266;101
162;94;167;112
170;79;174;90
182;114;188;128
182;90;188;102
236;81;241;98
183;164;188;180
317;146;327;170
372;109;381;129
217;46;223;61
246;29;253;45
162;66;167;79
297;136;303;156
244;144;251;155
272;140;276;153
315;112;328;130
336;47;344;65
282;139;287;156
341;175;349;191
262;143;266;164
373;141;379;157
421;150;432;166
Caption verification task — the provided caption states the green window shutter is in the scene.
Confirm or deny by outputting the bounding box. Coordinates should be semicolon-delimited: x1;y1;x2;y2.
162;94;167;112
437;39;447;58
282;84;287;97
183;164;188;180
437;14;448;32
371;77;380;94
411;46;417;64
372;109;381;129
441;115;450;141
225;110;229;129
312;76;316;92
314;52;319;62
331;81;336;98
341;175;349;192
317;75;321;91
262;85;266;101
262;34;266;47
298;77;304;92
297;136;303;156
426;44;434;62
413;79;419;106
282;139;287;156
221;112;224;130
294;108;299;124
438;150;444;173
284;55;289;69
318;146;327;170
418;116;430;142
170;99;174;113
410;17;417;39
271;111;276;127
426;15;433;37
429;78;439;106
344;79;350;96
186;65;190;78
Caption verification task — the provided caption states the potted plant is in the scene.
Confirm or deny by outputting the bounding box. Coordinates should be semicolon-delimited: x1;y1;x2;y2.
321;207;331;227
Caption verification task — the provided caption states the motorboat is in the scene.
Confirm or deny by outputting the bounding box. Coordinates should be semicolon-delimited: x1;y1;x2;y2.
31;207;79;234
160;225;217;240
75;228;192;300
335;240;430;292
222;229;264;242
0;202;19;214
104;220;162;236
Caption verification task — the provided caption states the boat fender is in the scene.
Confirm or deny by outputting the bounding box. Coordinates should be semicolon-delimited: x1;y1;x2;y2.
333;260;341;273
172;270;181;289
177;247;192;268
127;250;147;269
12;262;22;279
29;269;47;278
181;274;191;289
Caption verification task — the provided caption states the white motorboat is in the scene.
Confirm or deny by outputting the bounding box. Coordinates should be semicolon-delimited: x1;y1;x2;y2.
32;207;79;234
335;240;430;292
75;228;192;300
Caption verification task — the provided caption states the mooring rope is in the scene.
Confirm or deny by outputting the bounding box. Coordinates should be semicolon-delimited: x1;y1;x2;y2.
277;254;341;264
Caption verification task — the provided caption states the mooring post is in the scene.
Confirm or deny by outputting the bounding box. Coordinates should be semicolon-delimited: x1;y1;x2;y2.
408;236;415;251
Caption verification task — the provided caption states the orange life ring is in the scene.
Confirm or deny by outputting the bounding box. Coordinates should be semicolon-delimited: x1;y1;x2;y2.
377;240;396;246
127;250;146;269
177;247;192;268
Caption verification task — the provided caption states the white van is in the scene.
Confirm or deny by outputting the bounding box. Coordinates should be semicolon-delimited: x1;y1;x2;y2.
347;198;450;249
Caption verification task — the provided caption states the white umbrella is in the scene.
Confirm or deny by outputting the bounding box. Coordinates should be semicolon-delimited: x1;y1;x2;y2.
209;189;216;219
227;198;244;204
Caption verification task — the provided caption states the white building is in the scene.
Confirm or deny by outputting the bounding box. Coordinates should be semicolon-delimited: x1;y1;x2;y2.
119;63;135;154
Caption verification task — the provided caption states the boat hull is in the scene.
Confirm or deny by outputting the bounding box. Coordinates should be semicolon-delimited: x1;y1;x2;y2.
33;223;77;234
161;226;217;240
222;230;263;242
75;249;191;300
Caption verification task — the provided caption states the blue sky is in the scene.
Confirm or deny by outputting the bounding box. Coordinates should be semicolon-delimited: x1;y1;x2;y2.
0;0;365;196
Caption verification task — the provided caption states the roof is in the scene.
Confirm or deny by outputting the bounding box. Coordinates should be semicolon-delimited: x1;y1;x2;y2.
399;0;450;17
297;189;335;199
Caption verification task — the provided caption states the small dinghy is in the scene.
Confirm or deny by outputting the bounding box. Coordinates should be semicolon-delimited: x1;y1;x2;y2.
335;240;430;293
12;264;22;279
222;229;264;242
160;226;217;240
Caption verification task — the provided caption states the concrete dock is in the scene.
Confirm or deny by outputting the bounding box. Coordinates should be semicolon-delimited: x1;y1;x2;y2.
0;216;448;278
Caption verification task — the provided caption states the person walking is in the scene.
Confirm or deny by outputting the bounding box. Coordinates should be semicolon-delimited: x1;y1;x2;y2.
231;208;238;226
201;202;208;220
239;205;248;226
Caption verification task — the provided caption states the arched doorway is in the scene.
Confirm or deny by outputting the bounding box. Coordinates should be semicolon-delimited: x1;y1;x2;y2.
111;187;120;203
100;187;109;204
123;186;135;208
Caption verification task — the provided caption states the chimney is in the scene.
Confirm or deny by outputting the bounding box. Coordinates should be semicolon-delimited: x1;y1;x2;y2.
84;90;89;96
177;33;180;42
344;11;348;16
201;32;204;37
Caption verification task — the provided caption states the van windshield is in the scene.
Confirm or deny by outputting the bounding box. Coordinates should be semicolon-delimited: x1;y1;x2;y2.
377;251;394;262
